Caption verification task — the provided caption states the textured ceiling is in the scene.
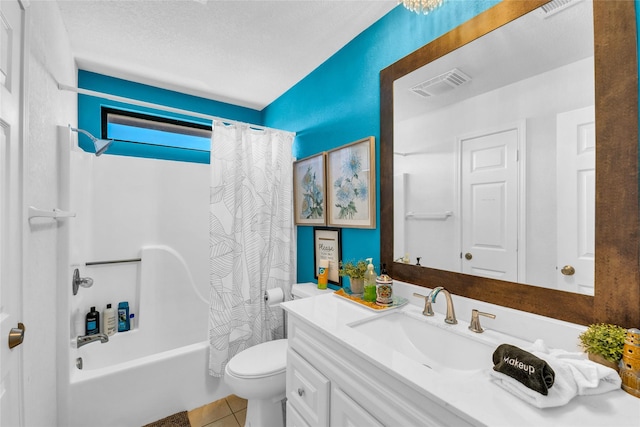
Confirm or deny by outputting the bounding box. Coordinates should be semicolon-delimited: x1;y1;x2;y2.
56;0;398;110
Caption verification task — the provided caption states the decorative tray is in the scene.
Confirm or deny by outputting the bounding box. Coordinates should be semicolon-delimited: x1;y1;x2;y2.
333;288;408;312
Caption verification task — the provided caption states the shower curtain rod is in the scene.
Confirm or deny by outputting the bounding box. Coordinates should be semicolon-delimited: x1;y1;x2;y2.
58;83;295;135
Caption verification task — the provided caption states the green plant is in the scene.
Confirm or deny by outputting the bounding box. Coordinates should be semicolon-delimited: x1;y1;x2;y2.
578;323;627;363
338;260;367;279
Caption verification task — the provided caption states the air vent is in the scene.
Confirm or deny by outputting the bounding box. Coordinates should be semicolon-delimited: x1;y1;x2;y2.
410;68;471;98
537;0;583;18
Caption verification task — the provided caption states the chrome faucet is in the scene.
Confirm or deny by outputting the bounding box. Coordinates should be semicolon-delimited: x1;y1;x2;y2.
430;286;457;324
77;333;109;348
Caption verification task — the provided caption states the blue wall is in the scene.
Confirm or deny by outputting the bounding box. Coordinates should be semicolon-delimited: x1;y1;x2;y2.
77;71;263;162
263;2;499;285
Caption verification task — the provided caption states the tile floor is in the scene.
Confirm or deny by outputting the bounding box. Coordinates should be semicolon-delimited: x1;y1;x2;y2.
188;395;248;427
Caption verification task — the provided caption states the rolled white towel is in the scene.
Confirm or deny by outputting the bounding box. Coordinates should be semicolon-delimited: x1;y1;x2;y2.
490;339;621;408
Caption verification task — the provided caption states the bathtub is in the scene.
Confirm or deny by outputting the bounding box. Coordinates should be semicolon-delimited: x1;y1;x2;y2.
68;339;228;427
64;246;230;426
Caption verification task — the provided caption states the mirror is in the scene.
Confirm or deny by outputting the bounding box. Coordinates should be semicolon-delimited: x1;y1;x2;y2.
380;0;639;327
393;0;594;294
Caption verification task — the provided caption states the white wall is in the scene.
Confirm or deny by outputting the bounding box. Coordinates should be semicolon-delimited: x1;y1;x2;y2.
22;1;77;425
67;150;210;344
395;58;594;287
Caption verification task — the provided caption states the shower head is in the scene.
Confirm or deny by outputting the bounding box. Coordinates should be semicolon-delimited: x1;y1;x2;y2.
69;125;113;156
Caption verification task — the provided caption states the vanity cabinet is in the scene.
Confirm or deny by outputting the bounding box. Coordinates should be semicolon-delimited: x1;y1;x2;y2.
285;314;474;427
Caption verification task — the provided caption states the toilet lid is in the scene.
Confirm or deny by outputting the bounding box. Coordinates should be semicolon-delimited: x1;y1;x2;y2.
227;339;288;379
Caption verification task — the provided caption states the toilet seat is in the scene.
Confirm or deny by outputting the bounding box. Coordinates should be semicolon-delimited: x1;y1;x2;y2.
226;339;288;379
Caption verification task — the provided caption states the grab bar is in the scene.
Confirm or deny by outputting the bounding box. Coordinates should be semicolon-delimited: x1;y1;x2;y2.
405;211;453;220
28;206;76;220
85;258;142;266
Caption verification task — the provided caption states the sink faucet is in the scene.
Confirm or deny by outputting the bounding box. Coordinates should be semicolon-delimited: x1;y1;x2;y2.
77;333;109;348
430;287;457;324
468;309;496;333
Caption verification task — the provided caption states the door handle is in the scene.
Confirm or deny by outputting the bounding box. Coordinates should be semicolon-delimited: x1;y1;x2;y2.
8;322;25;349
561;265;575;276
465;253;473;260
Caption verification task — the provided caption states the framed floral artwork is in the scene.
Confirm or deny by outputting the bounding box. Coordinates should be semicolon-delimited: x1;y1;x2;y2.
293;153;326;225
327;137;376;228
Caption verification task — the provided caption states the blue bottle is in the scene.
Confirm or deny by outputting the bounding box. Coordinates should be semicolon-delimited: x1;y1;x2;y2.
118;301;130;332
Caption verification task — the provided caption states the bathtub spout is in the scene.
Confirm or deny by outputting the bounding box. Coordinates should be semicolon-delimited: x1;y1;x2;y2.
77;333;109;348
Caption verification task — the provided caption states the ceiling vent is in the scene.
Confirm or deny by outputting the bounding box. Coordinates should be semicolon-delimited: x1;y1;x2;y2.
410;68;471;98
536;0;583;18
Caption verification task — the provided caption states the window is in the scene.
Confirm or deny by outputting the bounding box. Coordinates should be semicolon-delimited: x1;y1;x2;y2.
101;108;212;163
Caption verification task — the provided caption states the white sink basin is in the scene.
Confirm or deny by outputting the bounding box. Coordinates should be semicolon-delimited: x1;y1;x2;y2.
350;311;499;373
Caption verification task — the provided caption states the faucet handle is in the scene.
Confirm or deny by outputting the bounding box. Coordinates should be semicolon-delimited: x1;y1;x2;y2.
412;293;434;316
468;309;496;333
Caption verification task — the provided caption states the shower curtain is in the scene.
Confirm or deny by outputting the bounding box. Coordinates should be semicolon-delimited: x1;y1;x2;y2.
208;121;295;377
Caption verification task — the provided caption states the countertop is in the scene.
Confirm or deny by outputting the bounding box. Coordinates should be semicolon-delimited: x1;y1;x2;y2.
281;284;640;427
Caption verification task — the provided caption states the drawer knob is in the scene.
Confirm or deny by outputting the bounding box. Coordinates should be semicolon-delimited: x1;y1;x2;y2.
297;388;305;397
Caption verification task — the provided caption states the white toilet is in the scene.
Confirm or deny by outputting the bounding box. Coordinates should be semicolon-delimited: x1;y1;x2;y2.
224;283;331;427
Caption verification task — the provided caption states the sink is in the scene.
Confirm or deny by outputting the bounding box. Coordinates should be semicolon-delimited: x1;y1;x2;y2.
349;311;498;373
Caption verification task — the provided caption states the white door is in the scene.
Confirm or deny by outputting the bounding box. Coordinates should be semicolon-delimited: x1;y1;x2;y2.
556;106;595;294
460;127;519;281
0;1;26;426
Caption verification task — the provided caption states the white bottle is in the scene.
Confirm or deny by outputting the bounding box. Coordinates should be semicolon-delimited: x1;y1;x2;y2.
103;303;117;336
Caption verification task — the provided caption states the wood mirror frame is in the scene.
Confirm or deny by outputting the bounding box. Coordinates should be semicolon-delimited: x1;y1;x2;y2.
380;0;639;327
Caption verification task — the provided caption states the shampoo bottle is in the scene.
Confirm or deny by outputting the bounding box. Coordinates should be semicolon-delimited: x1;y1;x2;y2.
363;258;377;302
103;303;117;336
85;306;100;335
118;301;130;332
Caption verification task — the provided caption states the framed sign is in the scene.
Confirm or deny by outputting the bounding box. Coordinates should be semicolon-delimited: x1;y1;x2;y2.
313;227;342;286
293;153;326;225
327;136;376;228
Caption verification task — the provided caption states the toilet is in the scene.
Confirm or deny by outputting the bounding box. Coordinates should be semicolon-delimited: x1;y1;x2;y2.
224;283;331;427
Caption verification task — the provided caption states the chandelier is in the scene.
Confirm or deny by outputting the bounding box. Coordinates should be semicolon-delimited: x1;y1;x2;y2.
400;0;446;15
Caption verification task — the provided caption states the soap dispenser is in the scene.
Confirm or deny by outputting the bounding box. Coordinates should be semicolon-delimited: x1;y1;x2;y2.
363;258;377;302
375;264;393;306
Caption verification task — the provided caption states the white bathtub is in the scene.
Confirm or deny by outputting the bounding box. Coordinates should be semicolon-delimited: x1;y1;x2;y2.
64;246;230;426
67;339;228;427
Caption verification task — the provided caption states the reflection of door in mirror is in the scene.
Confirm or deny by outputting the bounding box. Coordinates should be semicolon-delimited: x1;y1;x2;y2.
556;106;595;295
460;125;519;283
392;0;595;294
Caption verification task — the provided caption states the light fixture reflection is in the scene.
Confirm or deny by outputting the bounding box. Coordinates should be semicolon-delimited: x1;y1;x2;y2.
400;0;446;15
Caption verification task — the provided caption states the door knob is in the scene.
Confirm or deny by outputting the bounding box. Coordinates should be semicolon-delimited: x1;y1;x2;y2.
465;253;473;260
561;265;575;276
8;322;25;349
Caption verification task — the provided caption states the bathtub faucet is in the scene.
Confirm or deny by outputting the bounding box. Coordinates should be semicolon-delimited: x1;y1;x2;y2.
76;333;109;348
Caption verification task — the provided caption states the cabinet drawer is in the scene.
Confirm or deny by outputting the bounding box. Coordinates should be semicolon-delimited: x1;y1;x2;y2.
286;348;330;427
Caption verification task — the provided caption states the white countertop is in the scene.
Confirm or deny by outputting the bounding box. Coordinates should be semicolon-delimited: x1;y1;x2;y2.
282;282;640;427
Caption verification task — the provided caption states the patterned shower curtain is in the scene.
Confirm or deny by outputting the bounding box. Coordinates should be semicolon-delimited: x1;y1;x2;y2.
208;121;295;377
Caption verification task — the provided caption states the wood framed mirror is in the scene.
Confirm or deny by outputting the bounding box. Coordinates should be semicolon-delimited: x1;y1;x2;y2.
380;0;639;327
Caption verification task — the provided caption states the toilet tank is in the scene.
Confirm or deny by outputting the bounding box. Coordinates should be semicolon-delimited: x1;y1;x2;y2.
291;282;333;299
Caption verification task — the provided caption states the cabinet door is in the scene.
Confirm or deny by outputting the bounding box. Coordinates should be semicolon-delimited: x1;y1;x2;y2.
286;349;330;427
330;385;384;427
286;401;311;427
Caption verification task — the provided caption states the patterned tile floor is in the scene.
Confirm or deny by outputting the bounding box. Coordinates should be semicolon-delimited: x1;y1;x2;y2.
188;395;247;427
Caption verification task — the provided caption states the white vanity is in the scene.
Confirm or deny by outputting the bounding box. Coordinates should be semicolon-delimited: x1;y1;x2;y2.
281;281;640;427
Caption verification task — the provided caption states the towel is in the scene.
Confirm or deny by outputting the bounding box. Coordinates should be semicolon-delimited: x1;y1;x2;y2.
492;343;555;395
490;340;622;408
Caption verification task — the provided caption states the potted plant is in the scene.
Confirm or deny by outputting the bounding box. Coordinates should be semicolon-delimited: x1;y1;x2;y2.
338;260;367;296
579;323;627;371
